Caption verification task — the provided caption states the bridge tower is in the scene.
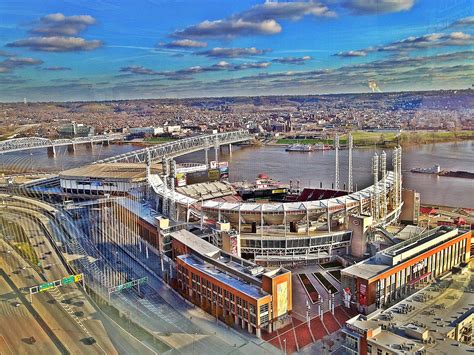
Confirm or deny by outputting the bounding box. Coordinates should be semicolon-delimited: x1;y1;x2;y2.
67;143;76;153
47;145;56;157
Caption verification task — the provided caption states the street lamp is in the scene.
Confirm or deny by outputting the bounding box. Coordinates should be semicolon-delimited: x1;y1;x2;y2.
306;299;311;329
283;338;286;354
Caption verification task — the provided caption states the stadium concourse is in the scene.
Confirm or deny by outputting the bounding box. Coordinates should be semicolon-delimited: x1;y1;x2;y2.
261;306;358;353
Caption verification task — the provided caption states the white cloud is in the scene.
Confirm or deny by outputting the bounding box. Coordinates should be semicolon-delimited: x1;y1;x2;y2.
32;13;97;36
8;36;103;52
173;18;281;39
450;16;474;27
240;1;336;21
343;0;415;14
196;47;271;58
161;39;208;48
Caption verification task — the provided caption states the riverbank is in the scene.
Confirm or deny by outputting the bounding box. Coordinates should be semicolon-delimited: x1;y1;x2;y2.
274;130;474;148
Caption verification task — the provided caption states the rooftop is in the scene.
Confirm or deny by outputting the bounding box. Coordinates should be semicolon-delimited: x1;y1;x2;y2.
369;267;474;354
171;229;220;257
178;254;270;300
342;226;468;281
369;329;424;354
394;225;426;242
383;226;457;257
171;229;290;285
342;260;391;282
60;163;162;181
114;196;179;228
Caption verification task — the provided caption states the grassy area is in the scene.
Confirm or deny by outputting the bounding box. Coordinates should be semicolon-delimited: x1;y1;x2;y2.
276;130;474;148
143;137;177;144
0;216;39;266
13;242;39;266
0;128;17;141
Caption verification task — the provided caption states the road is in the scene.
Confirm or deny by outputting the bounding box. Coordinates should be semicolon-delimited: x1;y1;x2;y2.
1;194;276;354
94;212;277;355
0;268;61;354
0;200;157;355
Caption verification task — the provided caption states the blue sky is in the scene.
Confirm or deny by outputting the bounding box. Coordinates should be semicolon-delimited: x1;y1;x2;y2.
0;0;473;101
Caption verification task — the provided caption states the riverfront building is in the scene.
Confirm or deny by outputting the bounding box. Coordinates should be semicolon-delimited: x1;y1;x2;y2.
341;226;471;314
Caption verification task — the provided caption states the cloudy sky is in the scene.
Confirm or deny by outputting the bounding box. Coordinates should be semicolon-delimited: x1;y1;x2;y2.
0;0;473;102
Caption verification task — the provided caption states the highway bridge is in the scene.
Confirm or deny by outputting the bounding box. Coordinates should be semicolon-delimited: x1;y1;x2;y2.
0;133;124;154
94;130;253;164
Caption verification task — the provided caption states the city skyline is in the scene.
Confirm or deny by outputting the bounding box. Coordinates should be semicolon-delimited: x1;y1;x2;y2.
0;0;473;102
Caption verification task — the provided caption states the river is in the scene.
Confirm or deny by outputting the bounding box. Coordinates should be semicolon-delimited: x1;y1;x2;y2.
1;141;473;208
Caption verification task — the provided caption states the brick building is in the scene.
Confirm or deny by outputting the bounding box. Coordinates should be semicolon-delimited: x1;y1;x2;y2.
342;226;471;314
170;229;292;337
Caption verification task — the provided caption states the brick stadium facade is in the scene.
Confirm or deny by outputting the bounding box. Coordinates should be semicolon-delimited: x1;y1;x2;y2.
170;229;292;338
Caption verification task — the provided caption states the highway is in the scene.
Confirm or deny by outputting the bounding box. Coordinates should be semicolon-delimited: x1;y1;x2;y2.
0;194;275;354
0;200;158;354
0;266;61;354
92;210;276;355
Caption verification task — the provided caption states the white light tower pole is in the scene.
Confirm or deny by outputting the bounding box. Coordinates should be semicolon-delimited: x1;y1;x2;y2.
214;137;219;165
306;300;311;329
372;153;379;221
169;159;177;220
348;133;353;193
392;148;398;208
204;148;209;167
380;151;387;218
397;146;402;206
392;147;402;208
162;157;169;216
318;294;323;321
334;134;340;190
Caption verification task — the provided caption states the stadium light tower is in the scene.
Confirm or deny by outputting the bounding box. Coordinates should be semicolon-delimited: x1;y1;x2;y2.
372;153;379;220
348;133;353;192
397;146;402;206
335;134;340;190
380;151;387;218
